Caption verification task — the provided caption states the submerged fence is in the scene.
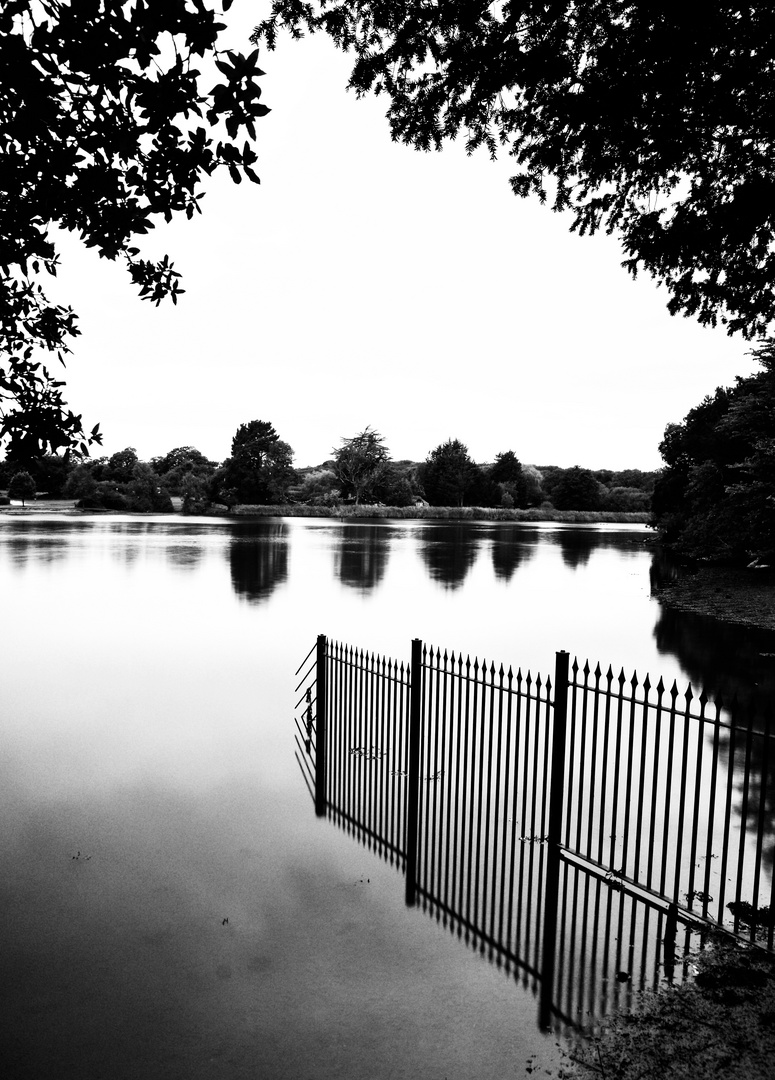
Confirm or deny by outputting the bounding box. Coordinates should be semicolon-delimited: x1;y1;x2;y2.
294;635;774;1030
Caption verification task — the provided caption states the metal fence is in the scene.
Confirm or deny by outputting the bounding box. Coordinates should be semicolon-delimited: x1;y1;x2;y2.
294;635;774;1031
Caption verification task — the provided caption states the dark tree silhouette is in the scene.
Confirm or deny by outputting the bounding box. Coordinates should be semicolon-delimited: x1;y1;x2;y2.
221;420;295;505
8;470;36;506
652;341;775;561
254;2;775;340
2;1;268;458
419;439;480;507
548;466;602;511
332;427;389;504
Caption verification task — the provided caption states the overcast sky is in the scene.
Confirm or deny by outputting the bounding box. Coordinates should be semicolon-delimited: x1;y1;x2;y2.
49;6;757;471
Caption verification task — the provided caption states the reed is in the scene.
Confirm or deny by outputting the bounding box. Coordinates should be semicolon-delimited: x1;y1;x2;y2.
232;504;650;524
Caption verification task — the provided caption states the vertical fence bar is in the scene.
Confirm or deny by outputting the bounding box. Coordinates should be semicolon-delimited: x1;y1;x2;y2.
539;649;569;1030
315;634;328;817
405;638;423;906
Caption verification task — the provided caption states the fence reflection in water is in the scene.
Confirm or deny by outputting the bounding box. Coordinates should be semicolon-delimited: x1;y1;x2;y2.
294;635;774;1032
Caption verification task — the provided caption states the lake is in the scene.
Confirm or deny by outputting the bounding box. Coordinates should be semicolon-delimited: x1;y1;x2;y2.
1;515;772;1079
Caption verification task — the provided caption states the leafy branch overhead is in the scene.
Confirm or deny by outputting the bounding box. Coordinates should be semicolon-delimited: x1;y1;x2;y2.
0;0;268;459
253;1;775;340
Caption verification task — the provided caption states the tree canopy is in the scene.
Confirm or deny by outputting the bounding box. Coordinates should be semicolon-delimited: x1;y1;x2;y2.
332;426;389;504
1;0;267;459
219;419;295;504
652;342;775;562
419;439;480;507
254;2;775;340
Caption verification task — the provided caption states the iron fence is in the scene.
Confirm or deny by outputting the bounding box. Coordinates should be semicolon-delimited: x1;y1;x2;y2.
294;634;774;1031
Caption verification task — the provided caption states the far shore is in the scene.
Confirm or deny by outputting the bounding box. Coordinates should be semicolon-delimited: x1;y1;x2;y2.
0;499;651;525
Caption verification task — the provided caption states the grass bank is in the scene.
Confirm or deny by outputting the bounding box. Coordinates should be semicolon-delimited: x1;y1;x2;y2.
231;504;650;524
653;564;775;632
561;934;775;1080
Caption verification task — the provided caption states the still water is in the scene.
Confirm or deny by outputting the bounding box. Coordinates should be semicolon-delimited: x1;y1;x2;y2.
1;515;771;1079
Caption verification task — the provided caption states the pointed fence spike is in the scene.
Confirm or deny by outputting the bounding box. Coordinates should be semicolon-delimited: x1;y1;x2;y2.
656;676;665;695
630;671;639;692
699;688;708;707
670;680;679;701
583;659;590;678
618;668;626;687
685;683;694;702
642;673;651;694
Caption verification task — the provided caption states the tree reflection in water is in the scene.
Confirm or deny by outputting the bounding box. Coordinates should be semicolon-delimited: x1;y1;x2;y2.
490;525;534;581
228;523;289;603
418;523;480;588
651;553;775;910
333;524;390;592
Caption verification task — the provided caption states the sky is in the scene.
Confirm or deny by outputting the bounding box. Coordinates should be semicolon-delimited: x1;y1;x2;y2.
46;4;758;472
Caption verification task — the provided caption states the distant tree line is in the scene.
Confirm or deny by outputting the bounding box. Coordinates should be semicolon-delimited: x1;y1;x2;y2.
0;420;658;514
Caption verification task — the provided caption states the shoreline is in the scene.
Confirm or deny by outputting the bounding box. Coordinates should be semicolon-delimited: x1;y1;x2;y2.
0;501;650;525
653;564;775;633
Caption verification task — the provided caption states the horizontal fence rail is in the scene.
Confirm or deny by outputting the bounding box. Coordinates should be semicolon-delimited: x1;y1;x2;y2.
563;661;775;950
295;635;774;1033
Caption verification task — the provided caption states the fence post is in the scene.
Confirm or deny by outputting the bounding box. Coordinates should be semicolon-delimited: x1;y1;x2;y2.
539;649;570;1030
405;637;423;906
315;634;328;818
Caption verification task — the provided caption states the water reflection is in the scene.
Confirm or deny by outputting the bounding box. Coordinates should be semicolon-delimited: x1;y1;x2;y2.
299;646;703;1035
490;526;534;581
333;524;390;592
228;523;289;603
418;524;480;589
653;595;775;708
556;530;596;569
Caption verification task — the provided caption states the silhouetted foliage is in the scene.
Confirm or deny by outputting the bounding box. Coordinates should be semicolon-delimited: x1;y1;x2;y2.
419;439;480;507
652;341;775;561
545;466;603;511
2;1;267;458
151;446;217;495
220;420;295;504
293;467;341;506
8;469;36;505
105;447;139;484
254;2;775;340
373;461;420;507
333;427;390;504
489;450;528;508
27;454;70;497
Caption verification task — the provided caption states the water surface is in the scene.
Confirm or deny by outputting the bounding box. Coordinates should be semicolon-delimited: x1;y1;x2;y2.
1;515;770;1078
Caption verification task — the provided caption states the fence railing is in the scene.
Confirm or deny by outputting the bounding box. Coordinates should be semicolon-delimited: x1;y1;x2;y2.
294;634;774;1032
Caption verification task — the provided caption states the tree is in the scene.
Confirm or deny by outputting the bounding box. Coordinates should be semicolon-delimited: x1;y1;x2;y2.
419;439;480;507
8;469;36;505
221;420;295;504
151;446;217;495
489;450;527;508
126;463;173;513
104;447;139;484
652;342;775;562
2;1;269;458
332;426;389;504
547;466;602;511
254;2;775;340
